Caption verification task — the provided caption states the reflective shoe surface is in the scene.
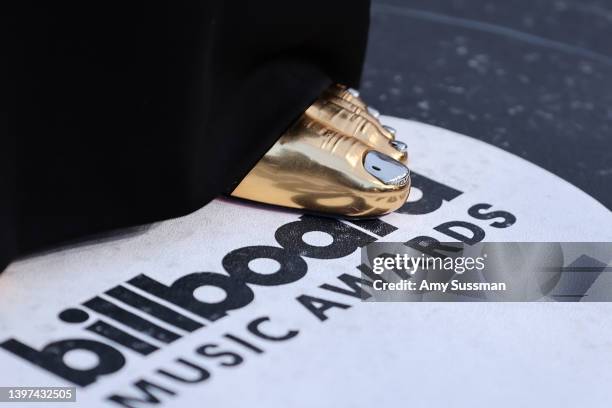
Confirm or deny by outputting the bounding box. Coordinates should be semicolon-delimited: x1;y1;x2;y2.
231;84;411;218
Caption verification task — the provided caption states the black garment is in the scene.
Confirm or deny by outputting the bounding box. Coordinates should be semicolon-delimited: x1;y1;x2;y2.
4;1;370;271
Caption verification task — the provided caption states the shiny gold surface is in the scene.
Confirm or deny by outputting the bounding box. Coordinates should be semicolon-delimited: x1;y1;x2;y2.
231;84;411;218
305;99;406;163
324;85;397;141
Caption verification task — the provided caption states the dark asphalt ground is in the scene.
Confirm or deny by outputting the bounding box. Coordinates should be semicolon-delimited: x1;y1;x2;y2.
363;0;612;210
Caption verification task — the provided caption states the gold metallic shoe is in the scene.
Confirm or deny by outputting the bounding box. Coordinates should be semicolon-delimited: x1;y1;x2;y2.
305;89;407;163
230;85;410;218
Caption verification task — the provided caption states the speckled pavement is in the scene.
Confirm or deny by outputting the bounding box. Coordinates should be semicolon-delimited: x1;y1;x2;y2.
364;0;612;210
